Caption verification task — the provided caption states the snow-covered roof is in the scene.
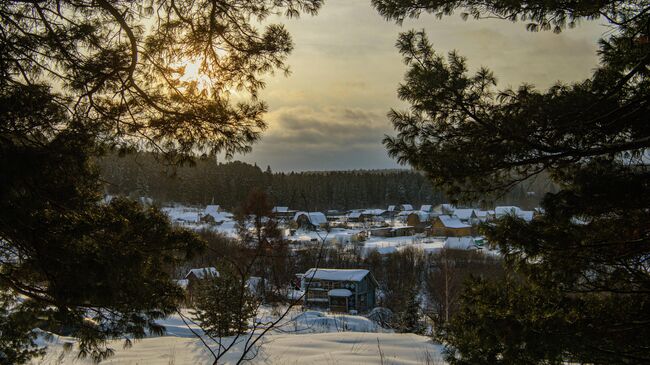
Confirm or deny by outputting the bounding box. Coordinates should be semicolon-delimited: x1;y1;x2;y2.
444;237;477;250
453;209;477;220
347;212;362;219
474;210;491;218
518;211;534;222
293;211;328;225
184;267;219;279
419;205;432;212
495;206;522;217
205;204;221;213
401;204;413;211
303;268;370;282
387;205;396;211
328;289;353;297
434;203;456;214
363;209;386;216
163;208;200;223
272;206;289;213
438;215;471;228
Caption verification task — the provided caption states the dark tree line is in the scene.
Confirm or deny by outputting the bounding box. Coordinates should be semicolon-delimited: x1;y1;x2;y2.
99;153;554;210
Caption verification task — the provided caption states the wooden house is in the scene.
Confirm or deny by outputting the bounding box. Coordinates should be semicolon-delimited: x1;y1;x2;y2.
302;268;378;313
429;215;472;237
184;267;219;302
293;211;328;230
406;211;430;233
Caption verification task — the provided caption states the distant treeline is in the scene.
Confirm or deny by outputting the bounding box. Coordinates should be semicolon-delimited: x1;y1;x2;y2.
98;153;555;211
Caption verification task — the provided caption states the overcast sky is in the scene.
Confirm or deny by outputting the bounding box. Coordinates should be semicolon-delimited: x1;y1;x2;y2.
231;0;606;172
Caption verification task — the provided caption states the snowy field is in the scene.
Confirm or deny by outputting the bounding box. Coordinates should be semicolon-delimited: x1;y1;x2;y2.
30;310;445;365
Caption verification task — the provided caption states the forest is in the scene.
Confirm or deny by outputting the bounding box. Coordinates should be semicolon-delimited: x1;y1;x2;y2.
99;153;554;210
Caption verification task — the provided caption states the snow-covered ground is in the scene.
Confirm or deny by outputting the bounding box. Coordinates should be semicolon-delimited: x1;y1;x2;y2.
30;310;445;365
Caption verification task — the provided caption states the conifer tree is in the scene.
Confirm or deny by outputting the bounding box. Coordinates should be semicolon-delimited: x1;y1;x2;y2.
1;0;322;362
372;1;650;363
191;266;258;338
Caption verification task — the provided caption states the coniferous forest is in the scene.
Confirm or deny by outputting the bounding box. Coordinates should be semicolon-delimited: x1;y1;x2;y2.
99;153;554;210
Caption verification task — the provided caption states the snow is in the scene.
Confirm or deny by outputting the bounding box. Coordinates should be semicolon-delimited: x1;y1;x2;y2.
162;207;200;223
444;237;477;250
452;209;476;221
272;206;289;213
401;204;413;211
303;268;370;282
328;289;353;297
362;209;386;216
293;211;328;225
437;215;471;229
32;311;445;365
495;206;522;217
419;204;432;212
184;267;219;279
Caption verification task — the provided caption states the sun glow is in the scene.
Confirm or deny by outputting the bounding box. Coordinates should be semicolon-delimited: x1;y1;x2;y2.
173;58;212;93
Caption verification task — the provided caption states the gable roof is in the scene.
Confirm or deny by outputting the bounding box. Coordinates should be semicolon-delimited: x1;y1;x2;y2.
272;206;289;213
387;205;396;211
303;268;371;282
438;215;471;228
400;204;413;211
293;211;328;225
444;237;477;250
453;208;477;220
185;267;219;279
495;206;522;217
419;205;432;212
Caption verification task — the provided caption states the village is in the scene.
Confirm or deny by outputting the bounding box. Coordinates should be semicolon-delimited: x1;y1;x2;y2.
163;202;536;314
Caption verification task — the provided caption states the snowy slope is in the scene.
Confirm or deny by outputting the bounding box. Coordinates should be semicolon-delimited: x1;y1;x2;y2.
31;311;445;365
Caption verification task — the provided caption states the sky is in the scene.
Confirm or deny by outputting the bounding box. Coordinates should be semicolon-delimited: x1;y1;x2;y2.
230;0;607;172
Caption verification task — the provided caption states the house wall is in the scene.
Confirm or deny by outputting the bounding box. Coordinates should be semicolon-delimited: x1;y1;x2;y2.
304;277;376;313
429;219;472;237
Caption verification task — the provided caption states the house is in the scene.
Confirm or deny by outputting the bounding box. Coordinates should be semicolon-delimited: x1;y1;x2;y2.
202;205;232;224
429;215;472;237
452;208;478;224
294;211;328;230
494;206;522;218
272;206;297;220
444;237;478;250
495;206;535;222
406;211;430;233
433;204;455;215
370;226;415;238
419;204;432;212
399;204;414;211
184;267;219;302
474;210;494;222
302;268;378;313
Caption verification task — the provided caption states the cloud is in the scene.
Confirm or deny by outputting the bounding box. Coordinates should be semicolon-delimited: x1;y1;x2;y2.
231;106;400;171
263;106;390;149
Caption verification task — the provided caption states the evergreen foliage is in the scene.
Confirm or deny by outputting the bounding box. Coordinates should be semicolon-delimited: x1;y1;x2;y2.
191;265;258;338
397;287;424;334
1;0;322;362
373;0;650;363
98;153;553;210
